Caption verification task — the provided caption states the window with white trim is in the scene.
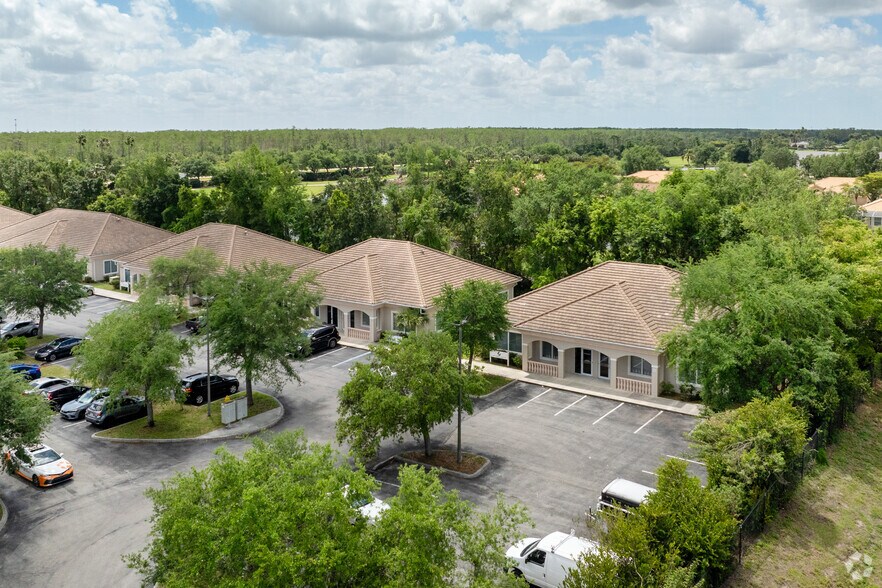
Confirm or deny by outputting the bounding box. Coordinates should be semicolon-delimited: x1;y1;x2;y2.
629;356;652;377
874;216;882;227
540;341;558;361
103;260;118;275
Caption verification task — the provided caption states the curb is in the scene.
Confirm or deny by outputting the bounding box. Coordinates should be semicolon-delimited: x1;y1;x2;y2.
521;377;702;416
394;453;492;480
90;404;285;444
474;377;520;401
0;494;7;536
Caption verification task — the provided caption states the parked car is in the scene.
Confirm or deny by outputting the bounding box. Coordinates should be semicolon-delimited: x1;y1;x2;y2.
85;395;146;426
10;364;41;381
43;383;90;410
594;478;655;515
34;337;83;362
344;485;390;523
5;443;74;487
506;531;599;588
26;377;71;394
294;325;341;356
82;285;94;296
60;388;109;421
185;315;206;334
180;372;239;405
1;320;38;339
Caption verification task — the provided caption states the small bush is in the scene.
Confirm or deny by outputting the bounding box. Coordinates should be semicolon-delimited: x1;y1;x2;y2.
679;383;701;401
660;381;677;397
83;275;94;283
511;353;522;369
6;336;28;359
109;276;120;290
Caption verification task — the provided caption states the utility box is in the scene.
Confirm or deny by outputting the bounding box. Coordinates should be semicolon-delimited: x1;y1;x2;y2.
234;397;248;420
221;400;237;425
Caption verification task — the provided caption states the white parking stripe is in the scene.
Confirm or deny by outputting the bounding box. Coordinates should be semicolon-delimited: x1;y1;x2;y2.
85;300;119;311
665;454;706;466
641;470;658;477
634;410;663;434
332;351;371;368
306;347;343;362
592;402;623;425
554;395;586;416
61;420;87;429
516;387;551;409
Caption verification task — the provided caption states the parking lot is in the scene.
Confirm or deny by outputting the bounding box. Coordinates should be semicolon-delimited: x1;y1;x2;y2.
1;300;702;586
372;381;701;532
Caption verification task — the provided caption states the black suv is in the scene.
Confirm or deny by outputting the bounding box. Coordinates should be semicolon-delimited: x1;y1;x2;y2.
34;337;83;362
43;383;91;410
295;325;341;356
180;373;239;405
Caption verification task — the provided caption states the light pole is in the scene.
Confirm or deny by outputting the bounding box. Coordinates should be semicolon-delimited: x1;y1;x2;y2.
456;319;467;464
206;323;212;417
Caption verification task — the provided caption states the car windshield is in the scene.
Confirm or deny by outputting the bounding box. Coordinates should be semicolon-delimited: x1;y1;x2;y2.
521;540;540;557
46;338;66;348
31;449;61;466
77;390;97;403
303;328;319;337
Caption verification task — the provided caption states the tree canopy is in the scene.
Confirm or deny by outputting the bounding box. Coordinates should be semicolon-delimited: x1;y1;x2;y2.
127;430;529;588
203;261;321;406
147;246;221;298
434;280;511;371
0;352;54;470
0;244;86;336
337;331;481;460
73;289;191;427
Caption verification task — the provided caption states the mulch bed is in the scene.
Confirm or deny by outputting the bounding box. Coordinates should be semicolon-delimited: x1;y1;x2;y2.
401;449;488;475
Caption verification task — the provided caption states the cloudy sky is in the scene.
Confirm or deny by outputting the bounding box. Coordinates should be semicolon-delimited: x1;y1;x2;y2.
2;0;881;132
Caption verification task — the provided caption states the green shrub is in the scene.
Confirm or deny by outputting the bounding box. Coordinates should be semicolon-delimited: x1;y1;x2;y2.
109;275;120;290
83;275;94;283
660;381;676;397
6;336;28;358
510;353;522;369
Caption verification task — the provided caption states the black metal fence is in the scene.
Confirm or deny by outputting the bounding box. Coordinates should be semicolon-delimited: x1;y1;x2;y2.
735;384;866;565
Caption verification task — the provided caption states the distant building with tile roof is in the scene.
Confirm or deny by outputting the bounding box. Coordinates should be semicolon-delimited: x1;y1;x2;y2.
117;223;326;289
0;208;171;281
293;238;521;343
505;261;686;397
860;199;882;230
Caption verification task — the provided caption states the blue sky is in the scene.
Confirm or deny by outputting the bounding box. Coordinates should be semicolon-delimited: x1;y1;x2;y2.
1;0;881;132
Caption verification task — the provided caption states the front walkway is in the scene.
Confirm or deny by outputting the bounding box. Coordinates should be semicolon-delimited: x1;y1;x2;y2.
474;359;703;416
338;341;703;417
92;288;138;303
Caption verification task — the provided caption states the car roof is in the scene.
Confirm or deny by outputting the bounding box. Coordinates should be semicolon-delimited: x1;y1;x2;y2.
536;532;598;560
601;478;655;504
43;382;75;391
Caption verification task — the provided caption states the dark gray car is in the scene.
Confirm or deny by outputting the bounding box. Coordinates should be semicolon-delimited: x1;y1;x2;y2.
60;388;109;421
1;320;38;339
85;395;146;426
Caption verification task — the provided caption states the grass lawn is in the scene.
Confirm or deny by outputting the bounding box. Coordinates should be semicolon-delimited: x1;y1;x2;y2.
474;373;511;396
303;181;335;195
666;155;687;168
90;282;116;291
25;334;61;348
728;384;882;587
95;391;279;440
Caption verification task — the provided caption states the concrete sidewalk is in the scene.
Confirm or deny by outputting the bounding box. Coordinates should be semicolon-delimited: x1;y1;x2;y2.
473;359;702;416
198;406;284;439
92;288;138;303
339;341;703;417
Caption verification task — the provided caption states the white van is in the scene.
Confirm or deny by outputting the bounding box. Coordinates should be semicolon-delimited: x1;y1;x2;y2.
506;531;598;588
596;478;655;514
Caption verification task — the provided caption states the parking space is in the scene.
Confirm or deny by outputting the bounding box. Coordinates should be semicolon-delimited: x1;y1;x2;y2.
372;381;702;534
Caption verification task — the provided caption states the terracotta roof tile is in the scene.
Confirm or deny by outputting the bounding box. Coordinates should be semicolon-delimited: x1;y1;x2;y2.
118;223;325;272
0;208;171;257
809;177;857;193
507;261;683;349
294;238;521;307
861;199;882;213
0;205;33;229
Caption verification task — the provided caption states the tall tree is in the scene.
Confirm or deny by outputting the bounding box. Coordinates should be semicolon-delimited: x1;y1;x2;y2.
147;246;221;299
619;145;666;175
337;331;480;459
115;154;185;228
0;244;86;336
73;290;191;427
0;352;54;470
204;261;321;407
434;280;511;371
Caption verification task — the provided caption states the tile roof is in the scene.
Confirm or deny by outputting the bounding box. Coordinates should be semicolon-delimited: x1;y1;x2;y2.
294;238;521;307
809;177;857;193
507;261;683;349
626;170;671;184
0;208;171;257
0;205;33;229
861;199;882;214
118;223;326;272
